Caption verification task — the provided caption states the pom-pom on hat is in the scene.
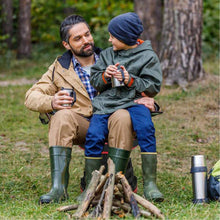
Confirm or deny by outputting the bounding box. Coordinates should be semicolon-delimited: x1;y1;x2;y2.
108;12;143;46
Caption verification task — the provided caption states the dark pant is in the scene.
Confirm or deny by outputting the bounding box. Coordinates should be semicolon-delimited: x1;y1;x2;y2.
85;105;156;157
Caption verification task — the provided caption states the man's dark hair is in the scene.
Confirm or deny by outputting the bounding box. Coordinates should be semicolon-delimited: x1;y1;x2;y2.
60;14;89;42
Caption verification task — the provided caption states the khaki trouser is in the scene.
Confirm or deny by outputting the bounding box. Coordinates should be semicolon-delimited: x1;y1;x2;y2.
48;109;134;151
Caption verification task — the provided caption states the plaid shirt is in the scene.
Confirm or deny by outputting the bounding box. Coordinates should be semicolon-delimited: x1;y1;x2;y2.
72;53;99;100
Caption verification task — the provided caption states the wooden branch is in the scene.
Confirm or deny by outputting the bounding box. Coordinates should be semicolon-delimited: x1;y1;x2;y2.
133;193;165;220
116;183;123;192
95;173;109;195
93;194;101;204
57;204;78;212
116;172;140;218
139;209;151;218
111;206;126;218
115;183;125;204
73;165;105;218
98;165;105;175
91;174;111;218
114;190;124;199
112;199;151;218
112;200;131;213
102;158;115;219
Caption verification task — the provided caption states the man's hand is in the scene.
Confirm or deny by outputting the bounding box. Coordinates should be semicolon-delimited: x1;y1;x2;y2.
134;93;155;112
51;90;74;110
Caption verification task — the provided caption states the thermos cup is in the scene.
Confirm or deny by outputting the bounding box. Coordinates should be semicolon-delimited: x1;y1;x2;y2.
112;77;125;87
112;66;125;87
190;155;209;203
61;87;76;107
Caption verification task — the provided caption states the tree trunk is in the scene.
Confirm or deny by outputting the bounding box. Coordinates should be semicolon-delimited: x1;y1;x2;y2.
17;0;31;59
134;0;163;55
159;0;204;87
1;0;13;48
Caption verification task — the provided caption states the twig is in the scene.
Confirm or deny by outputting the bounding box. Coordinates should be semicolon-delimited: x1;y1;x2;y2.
57;204;78;212
116;172;140;219
133;193;165;219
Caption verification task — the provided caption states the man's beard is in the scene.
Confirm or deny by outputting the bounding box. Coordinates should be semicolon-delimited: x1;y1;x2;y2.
70;43;95;57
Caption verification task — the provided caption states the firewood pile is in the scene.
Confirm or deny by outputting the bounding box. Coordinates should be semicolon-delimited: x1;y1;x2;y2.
57;158;165;219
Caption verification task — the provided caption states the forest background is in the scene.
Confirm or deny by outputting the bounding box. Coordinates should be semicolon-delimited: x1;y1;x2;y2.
0;0;219;219
0;0;219;60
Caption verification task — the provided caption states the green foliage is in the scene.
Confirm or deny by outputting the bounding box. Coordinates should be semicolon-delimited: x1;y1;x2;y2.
31;0;65;43
0;0;219;56
68;0;134;48
30;0;133;49
202;0;219;58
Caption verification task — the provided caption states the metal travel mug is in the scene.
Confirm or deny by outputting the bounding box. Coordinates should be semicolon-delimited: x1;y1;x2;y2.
61;87;76;107
190;155;208;203
111;66;125;87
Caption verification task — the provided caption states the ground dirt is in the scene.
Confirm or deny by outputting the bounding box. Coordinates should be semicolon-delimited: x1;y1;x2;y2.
0;78;37;86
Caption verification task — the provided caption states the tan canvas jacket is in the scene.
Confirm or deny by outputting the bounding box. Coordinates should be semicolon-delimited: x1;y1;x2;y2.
24;50;93;117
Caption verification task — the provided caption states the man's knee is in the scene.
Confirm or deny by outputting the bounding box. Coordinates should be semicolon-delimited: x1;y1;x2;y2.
108;109;133;150
108;109;132;128
50;109;73;125
49;110;88;147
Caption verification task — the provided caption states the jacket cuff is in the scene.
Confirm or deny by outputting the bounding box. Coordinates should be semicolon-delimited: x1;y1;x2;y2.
126;76;134;87
102;71;108;84
41;96;54;112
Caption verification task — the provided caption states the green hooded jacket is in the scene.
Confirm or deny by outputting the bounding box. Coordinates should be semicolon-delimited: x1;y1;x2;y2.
90;40;162;114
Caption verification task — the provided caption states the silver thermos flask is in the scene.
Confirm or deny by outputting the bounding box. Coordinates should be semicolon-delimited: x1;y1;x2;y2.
190;155;209;203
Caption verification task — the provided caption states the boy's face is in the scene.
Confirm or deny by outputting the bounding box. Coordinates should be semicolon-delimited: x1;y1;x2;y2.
108;33;128;51
62;22;94;57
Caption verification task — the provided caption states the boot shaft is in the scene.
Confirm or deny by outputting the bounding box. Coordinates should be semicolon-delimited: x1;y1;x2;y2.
39;146;72;204
49;146;72;187
141;153;157;181
108;147;131;173
141;153;164;201
85;157;102;186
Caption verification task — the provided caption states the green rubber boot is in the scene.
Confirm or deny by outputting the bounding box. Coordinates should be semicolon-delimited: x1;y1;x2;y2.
108;147;131;173
141;153;164;202
77;157;102;202
39;146;72;204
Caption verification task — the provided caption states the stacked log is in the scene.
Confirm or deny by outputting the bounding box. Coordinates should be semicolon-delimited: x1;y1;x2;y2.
57;158;165;219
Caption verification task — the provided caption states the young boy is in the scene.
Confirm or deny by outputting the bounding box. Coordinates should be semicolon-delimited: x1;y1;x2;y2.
84;12;163;201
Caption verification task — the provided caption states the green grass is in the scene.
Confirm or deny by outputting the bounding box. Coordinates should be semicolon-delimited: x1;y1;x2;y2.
0;50;219;219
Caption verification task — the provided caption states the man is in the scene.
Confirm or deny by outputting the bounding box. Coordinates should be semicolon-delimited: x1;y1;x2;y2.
24;14;158;204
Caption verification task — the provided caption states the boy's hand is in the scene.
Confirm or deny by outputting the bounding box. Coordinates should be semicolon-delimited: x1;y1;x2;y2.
114;65;129;84
104;63;120;78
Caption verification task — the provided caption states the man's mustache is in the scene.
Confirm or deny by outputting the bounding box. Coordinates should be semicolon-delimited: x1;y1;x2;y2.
82;43;94;50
